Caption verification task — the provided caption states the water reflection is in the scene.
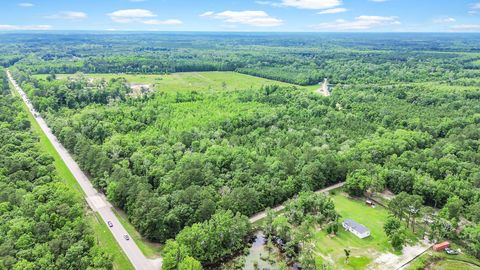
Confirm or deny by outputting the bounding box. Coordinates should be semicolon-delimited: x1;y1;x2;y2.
218;231;282;270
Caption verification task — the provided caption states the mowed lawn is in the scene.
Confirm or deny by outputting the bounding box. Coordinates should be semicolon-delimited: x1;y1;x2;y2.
34;71;320;92
314;193;413;270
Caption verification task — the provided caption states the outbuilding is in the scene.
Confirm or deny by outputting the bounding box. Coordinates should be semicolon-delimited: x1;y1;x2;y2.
433;241;450;251
342;219;370;239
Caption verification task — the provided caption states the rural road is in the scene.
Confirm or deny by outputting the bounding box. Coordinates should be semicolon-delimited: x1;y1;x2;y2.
249;182;345;223
7;70;162;270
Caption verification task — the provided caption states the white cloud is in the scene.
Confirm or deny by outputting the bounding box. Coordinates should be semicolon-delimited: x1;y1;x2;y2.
433;17;456;24
108;9;156;23
200;11;215;17
255;1;283;7
18;2;34;7
312;15;400;31
469;3;480;15
450;24;480;32
256;1;273;5
46;11;87;20
317;7;347;14
281;0;341;9
143;19;182;25
108;9;181;26
201;10;283;27
0;24;52;30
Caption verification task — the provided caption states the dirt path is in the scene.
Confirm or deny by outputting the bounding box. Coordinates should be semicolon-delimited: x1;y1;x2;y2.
249;182;345;223
316;78;331;96
369;239;432;270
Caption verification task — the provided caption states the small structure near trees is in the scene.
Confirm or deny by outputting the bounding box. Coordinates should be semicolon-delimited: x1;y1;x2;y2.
433;241;450;251
365;199;375;207
342;219;371;239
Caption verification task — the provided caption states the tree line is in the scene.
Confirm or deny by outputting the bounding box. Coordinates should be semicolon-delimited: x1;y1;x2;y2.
14;70;480;261
0;70;112;270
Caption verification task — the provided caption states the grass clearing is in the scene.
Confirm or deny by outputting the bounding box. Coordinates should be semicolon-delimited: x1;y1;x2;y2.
34;71;320;92
13;90;85;196
432;260;480;270
10;81;134;270
113;208;163;259
314;193;417;269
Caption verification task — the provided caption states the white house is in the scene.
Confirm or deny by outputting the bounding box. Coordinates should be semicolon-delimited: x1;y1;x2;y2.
342;219;370;239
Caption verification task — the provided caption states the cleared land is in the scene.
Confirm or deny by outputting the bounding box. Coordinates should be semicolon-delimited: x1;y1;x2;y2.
314;193;417;270
34;71;320;92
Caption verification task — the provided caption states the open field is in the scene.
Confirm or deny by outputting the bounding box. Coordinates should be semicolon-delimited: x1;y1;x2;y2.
314;193;418;269
33;71;320;92
9;81;134;270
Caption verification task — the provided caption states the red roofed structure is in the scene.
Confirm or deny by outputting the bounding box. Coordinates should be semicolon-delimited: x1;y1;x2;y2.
433;241;450;251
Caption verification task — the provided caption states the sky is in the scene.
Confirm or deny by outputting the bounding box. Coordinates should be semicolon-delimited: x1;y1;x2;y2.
1;0;479;32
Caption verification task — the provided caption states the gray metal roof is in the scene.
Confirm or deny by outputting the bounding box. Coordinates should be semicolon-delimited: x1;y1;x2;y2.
343;219;369;234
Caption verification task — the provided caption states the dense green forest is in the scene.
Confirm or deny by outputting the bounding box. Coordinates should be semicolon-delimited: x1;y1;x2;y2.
12;70;480;255
0;70;112;269
1;33;480;268
4;33;480;85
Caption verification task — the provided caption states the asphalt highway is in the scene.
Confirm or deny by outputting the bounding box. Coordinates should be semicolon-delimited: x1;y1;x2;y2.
7;70;161;270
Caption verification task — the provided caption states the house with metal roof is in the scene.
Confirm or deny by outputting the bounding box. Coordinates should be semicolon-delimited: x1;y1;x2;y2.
342;219;370;239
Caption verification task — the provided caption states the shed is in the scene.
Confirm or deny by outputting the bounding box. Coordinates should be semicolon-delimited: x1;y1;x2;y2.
342;219;370;239
433;241;450;251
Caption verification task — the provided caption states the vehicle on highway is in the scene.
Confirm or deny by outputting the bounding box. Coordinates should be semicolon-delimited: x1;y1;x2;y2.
124;234;130;240
107;221;113;227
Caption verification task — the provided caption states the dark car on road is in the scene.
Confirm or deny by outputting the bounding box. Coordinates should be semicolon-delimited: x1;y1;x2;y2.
107;221;113;227
124;234;130;240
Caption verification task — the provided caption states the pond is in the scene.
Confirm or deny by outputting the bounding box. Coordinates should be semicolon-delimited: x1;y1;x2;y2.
217;231;287;270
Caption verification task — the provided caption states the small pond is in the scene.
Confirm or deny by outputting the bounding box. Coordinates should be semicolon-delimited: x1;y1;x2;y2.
217;231;286;270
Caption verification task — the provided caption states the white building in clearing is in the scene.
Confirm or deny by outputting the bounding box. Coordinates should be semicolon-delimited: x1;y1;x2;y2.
342;219;370;239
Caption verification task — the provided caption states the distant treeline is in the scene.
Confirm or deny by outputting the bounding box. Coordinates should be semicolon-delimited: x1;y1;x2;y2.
6;33;480;86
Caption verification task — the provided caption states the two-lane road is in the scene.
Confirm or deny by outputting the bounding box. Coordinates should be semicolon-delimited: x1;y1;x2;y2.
7;70;161;270
249;181;345;223
8;68;346;269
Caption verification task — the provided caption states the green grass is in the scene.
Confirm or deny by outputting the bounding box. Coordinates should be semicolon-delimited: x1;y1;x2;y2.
406;243;480;270
10;81;134;270
88;213;135;270
314;193;417;269
432;260;480;270
33;71;320;92
113;208;163;258
14;92;85;196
